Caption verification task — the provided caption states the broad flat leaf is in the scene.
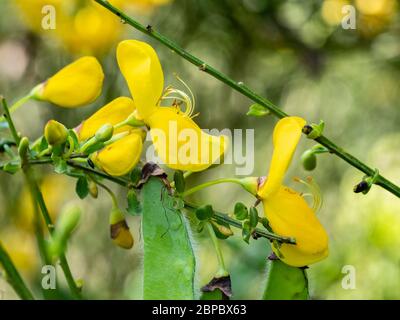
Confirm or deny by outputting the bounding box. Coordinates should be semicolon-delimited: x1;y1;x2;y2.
75;176;89;199
262;259;308;300
141;177;195;299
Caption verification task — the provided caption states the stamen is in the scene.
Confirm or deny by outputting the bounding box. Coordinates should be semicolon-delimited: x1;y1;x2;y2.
293;176;323;213
160;74;197;118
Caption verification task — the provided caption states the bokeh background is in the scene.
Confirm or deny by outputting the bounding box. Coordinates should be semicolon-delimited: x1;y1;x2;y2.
0;0;400;299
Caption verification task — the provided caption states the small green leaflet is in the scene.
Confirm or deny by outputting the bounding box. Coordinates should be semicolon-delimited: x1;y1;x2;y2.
75;176;89;199
246;104;270;117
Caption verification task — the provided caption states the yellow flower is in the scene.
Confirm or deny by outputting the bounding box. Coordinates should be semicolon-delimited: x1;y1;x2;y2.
33;56;104;108
76;97;136;141
91;131;143;176
257;117;329;267
14;0;172;55
76;97;144;176
117;40;227;172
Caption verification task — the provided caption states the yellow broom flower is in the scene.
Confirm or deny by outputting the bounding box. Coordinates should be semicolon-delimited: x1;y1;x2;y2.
33;56;104;108
76;97;144;176
258;117;329;267
117;40;227;172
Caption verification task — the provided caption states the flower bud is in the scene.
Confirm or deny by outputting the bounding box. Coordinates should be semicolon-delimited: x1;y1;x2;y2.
109;206;134;249
44;120;68;146
88;180;98;199
49;204;81;259
32;56;104;108
94;124;114;142
301;149;317;171
211;220;233;239
18;137;30;159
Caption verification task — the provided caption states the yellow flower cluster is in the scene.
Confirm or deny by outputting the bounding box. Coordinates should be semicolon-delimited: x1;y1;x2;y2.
14;0;172;55
15;39;328;264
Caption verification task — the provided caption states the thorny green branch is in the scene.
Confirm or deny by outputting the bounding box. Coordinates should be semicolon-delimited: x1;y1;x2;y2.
94;0;400;198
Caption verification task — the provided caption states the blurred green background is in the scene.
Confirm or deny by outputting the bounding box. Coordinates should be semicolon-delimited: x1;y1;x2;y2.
0;0;400;299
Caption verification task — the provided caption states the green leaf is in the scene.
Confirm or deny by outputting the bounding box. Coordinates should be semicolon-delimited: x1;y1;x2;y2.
195;204;213;221
173;171;185;193
234;202;248;220
249;207;259;229
126;189;142;216
75;176;89;199
262;259;309;300
141;177;196;299
242;220;251;244
2;161;20;174
246;104;270;117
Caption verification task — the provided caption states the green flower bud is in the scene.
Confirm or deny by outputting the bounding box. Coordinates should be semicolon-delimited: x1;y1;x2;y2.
88;179;98;199
18;137;30;159
44;120;68;146
95;124;114;143
49;204;81;259
301;149;317;171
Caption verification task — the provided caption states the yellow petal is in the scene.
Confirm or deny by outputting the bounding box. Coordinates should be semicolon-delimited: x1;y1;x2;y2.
262;185;329;267
146;107;227;172
35;56;104;108
117;40;164;119
258;116;306;199
92;131;143;176
76;97;136;141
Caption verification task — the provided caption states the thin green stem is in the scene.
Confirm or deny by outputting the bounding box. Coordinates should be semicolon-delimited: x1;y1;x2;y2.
1;97;82;300
0;93;32;122
96;180;119;208
18;159;292;243
182;178;243;197
94;0;400;198
185;202;296;244
205;222;229;278
0;241;35;300
1;97;21;144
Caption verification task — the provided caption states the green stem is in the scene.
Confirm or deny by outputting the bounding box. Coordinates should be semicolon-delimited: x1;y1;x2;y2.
96;180;119;208
182;178;243;197
94;0;400;198
185;202;296;244
24;168;82;300
19;159;294;243
1;97;21;144
205;222;229;278
1;97;82;300
0;241;35;300
0;93;32;122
